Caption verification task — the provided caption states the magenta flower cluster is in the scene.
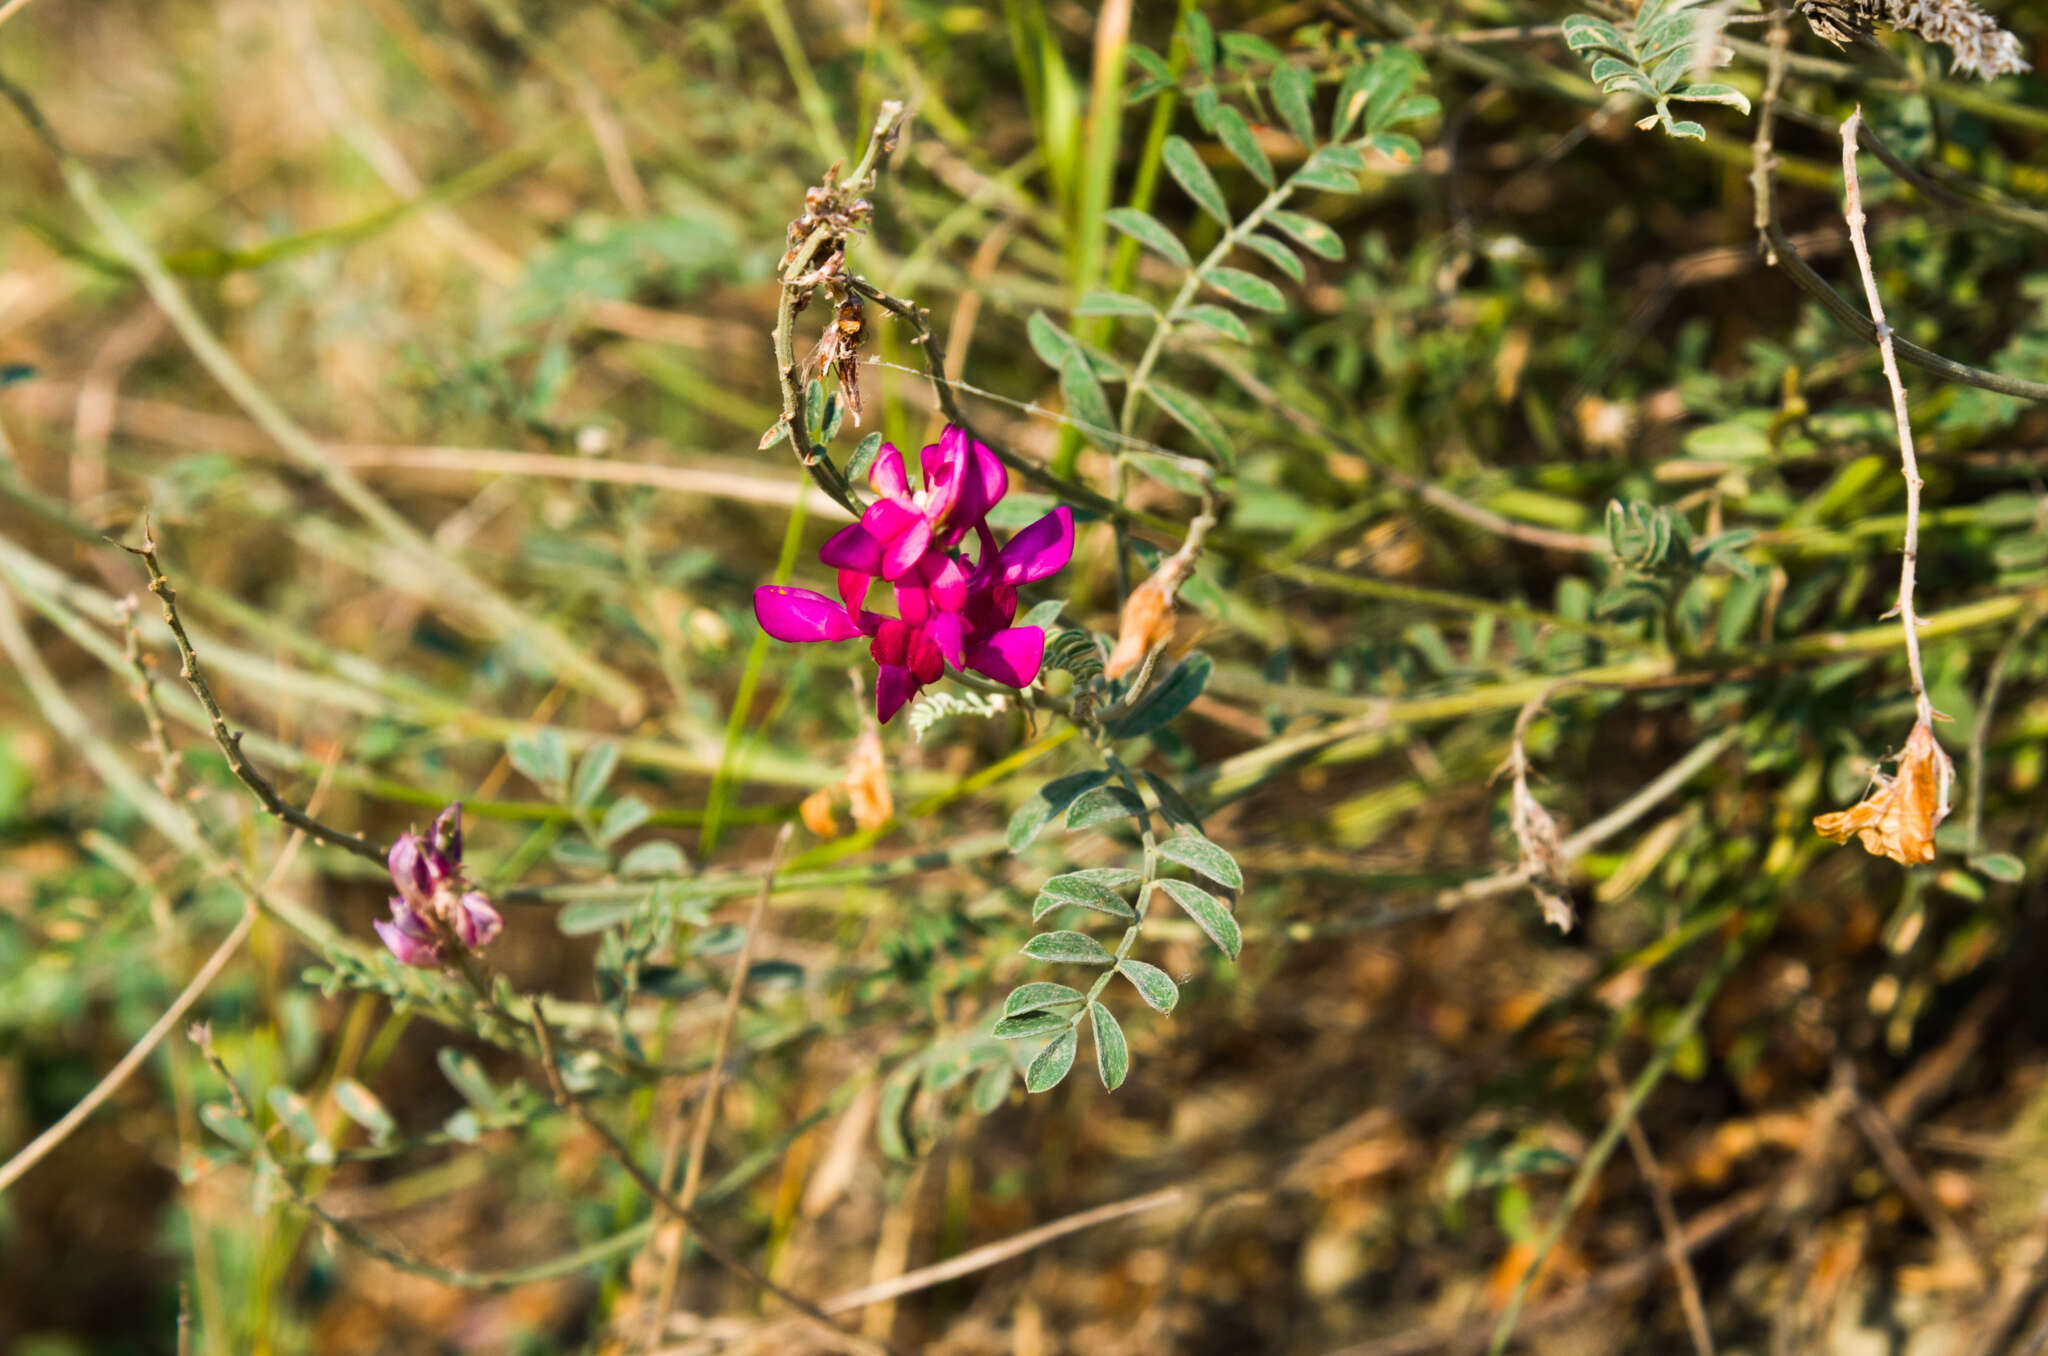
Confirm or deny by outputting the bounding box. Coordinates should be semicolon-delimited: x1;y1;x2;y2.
754;426;1074;723
376;804;503;969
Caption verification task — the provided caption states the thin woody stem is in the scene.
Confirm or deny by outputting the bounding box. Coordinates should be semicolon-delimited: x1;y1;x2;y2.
769;101;906;515
525;1009;898;1356
643;823;794;1350
1840;109;1931;723
123;526;388;864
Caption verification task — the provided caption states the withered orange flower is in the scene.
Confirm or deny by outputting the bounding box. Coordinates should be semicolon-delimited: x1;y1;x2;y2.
1105;576;1175;680
798;724;894;838
1812;717;1954;866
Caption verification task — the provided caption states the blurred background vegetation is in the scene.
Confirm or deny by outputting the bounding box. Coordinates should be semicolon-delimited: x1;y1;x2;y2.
2;1;2048;1352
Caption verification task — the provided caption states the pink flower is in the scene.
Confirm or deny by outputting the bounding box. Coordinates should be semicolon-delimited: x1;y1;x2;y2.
753;425;1075;723
818;427;1009;580
375;803;503;969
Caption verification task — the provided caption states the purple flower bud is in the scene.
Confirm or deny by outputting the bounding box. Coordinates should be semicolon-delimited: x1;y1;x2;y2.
387;833;431;909
376;804;502;966
374;898;442;969
455;892;503;950
432;802;464;862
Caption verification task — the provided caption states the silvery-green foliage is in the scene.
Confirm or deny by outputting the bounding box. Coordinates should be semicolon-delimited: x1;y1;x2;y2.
1563;2;1753;140
1033;29;1441;482
907;689;1011;741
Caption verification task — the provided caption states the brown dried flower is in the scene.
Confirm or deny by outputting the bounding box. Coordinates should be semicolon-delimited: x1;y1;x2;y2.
1511;768;1574;932
798;710;894;838
1104;574;1175;680
843;724;892;831
1812;716;1954;866
1798;0;2029;79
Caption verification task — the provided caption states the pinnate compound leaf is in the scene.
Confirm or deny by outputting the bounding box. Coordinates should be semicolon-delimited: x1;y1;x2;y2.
1144;384;1232;463
1118;958;1179;1014
1267;210;1344;259
1213;106;1273;187
1024;1029;1079;1093
1156;834;1244;889
1009;771;1111;851
1022;930;1114;965
994;1010;1074;1040
1270;64;1317;144
1108;653;1213;739
1204;266;1287;314
1065;785;1146;831
1239;232;1306;284
1158;878;1242;960
332;1077;395;1144
1060;348;1117;443
1104;207;1191;268
1034;871;1139;921
1164;135;1230;225
1181;303;1252;343
1005;981;1088;1016
1075;289;1156;319
1091;1002;1130;1091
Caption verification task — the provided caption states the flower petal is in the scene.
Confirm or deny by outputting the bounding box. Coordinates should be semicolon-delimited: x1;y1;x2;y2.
375;913;440;968
869;443;911;500
909;629;944;684
999;507;1075;586
917;431;965;529
870;617;912;667
927;611;966;668
387;834;430;908
880;515;933;580
817;522;884;574
837;568;872;615
921;553;969;613
457;892;503;949
431;803;464;864
875;665;916;724
754;586;862;643
894;582;931;625
967;625;1046;688
951;432;1009;535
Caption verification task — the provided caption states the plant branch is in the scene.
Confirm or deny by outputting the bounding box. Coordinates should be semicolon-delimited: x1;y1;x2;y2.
0;70;646;717
644;824;793;1350
123;526;388;864
767;101;907;516
1487;935;1749;1354
1840;109;1932;720
525;1008;896;1356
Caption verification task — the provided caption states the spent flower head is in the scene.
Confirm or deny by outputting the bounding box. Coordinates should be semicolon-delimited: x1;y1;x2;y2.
1812;715;1955;866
